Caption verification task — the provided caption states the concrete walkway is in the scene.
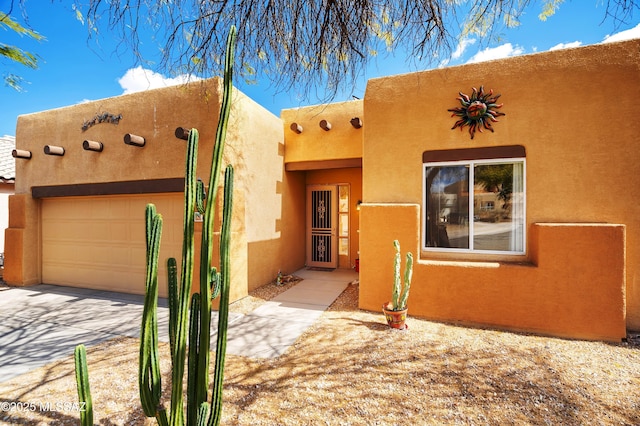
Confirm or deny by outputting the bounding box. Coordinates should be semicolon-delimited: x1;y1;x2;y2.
0;268;356;383
225;268;356;358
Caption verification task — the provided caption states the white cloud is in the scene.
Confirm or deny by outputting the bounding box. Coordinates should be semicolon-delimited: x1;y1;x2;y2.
602;22;640;43
439;38;477;67
466;43;525;64
452;38;476;60
549;41;583;51
118;66;201;94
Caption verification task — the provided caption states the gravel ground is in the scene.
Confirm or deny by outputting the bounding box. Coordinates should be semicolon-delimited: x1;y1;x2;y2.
1;278;639;425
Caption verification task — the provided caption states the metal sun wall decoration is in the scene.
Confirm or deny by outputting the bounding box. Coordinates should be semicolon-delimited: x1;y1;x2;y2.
447;86;505;139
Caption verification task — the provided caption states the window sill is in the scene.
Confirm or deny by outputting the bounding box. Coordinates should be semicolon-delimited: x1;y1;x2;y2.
418;258;535;269
419;250;533;267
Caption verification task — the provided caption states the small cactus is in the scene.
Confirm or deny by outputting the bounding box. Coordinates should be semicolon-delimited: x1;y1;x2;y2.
390;240;413;311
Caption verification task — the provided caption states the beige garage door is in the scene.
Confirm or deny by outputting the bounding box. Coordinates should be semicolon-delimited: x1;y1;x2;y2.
42;193;184;297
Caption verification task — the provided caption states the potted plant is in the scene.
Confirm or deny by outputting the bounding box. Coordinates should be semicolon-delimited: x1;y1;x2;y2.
383;240;414;329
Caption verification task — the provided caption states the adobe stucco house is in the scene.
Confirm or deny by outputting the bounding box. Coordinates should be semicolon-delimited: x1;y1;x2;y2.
5;38;639;342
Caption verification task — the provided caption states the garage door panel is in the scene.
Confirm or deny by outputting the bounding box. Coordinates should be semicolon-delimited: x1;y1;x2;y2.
129;223;146;241
89;198;120;219
111;246;144;267
43;242;90;263
42;194;182;296
42;220;87;240
93;221;128;242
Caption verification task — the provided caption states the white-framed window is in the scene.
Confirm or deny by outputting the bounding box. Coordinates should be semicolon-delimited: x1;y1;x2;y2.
423;147;525;255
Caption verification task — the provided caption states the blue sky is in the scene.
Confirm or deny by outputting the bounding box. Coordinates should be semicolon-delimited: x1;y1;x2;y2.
1;1;639;137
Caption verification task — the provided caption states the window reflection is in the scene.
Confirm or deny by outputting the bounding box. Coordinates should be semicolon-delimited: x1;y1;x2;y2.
473;163;524;252
425;165;470;249
425;160;525;253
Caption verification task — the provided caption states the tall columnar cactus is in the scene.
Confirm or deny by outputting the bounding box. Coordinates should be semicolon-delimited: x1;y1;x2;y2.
141;25;237;426
74;344;93;426
74;26;237;426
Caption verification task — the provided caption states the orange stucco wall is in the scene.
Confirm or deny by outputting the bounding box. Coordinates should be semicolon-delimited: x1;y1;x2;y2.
6;78;305;300
360;204;626;341
282;100;363;168
359;39;639;339
4;193;39;285
246;168;307;290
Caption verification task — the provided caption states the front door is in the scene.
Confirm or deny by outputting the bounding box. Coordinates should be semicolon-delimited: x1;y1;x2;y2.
306;185;338;268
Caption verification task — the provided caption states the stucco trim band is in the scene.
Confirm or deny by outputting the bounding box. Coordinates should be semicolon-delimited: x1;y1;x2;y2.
422;145;526;163
32;178;185;198
285;158;362;171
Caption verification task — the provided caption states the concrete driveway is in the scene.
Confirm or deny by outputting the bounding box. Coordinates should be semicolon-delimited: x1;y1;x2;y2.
0;284;170;383
0;268;355;383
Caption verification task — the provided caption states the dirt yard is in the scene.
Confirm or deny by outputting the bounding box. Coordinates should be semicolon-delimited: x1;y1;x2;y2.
1;280;639;425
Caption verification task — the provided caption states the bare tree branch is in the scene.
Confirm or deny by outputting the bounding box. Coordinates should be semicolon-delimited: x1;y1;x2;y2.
73;0;638;101
604;0;638;28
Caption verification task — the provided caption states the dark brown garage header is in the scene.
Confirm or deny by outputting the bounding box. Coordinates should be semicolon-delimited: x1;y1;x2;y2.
32;178;185;198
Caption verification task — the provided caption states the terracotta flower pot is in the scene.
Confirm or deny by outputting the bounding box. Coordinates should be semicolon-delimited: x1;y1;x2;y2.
382;304;408;329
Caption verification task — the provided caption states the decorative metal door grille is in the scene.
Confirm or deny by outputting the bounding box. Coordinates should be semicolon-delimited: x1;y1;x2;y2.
307;186;337;268
310;234;331;263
